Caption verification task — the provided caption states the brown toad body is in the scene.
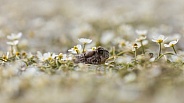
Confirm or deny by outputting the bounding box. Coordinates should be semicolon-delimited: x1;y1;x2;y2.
74;47;109;65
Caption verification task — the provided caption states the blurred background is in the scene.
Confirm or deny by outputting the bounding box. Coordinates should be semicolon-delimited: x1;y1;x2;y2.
1;1;184;103
0;0;184;53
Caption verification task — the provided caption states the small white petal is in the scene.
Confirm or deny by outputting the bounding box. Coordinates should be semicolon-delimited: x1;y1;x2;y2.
6;40;19;45
136;30;147;35
27;53;33;58
78;38;92;44
164;44;170;47
164;39;179;47
68;44;83;54
76;44;82;51
37;51;44;61
7;32;22;40
17;32;22;38
6;52;10;58
158;35;165;40
152;39;157;42
61;54;73;61
170;39;178;45
152;35;167;43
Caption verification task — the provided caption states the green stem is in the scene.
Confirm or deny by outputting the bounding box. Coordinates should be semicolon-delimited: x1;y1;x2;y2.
56;59;59;68
112;46;116;56
10;45;14;56
155;52;174;61
140;40;145;54
172;46;177;54
134;48;137;64
112;47;116;61
106;56;115;61
134;48;137;59
117;51;126;56
158;43;162;57
16;45;20;52
82;43;86;53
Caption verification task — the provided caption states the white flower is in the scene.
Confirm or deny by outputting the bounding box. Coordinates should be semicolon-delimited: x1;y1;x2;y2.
27;52;33;58
78;38;92;44
37;52;50;61
164;39;179;47
118;40;132;51
43;52;51;60
152;35;167;43
68;44;83;54
135;30;148;42
7;32;22;40
56;53;63;59
2;52;10;61
61;54;73;61
87;47;97;51
136;30;147;36
6;40;19;46
135;40;149;46
51;53;57;59
132;43;141;51
37;52;56;61
136;37;146;42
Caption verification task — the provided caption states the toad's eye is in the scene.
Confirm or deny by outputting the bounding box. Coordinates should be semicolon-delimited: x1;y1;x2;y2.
99;50;103;54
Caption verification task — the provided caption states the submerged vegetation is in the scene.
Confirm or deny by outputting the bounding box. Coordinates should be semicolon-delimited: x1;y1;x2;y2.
1;0;184;103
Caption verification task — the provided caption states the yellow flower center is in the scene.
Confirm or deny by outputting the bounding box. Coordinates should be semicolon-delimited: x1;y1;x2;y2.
75;49;79;54
170;44;174;47
58;54;63;59
133;43;138;48
74;46;78;49
121;42;126;46
47;57;52;61
2;55;8;61
16;52;20;56
92;47;96;50
157;39;163;43
22;52;27;56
